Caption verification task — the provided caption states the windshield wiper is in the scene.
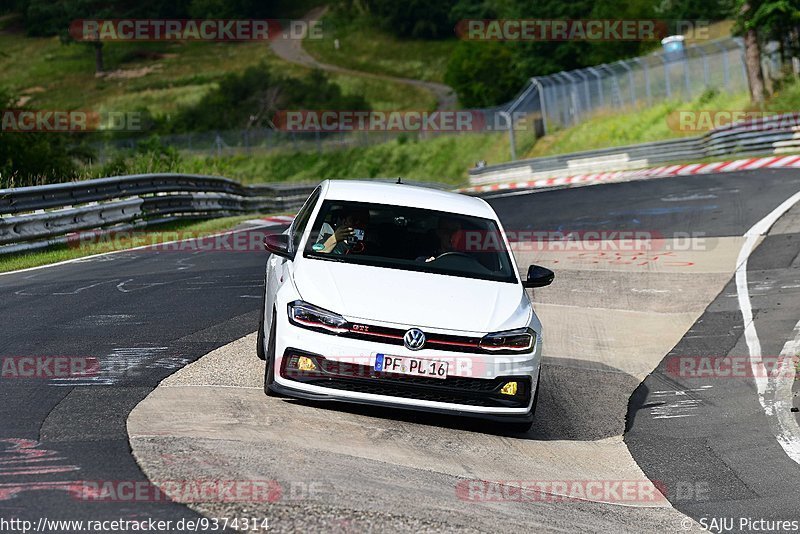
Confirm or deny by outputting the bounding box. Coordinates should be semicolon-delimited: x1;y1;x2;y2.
305;253;346;263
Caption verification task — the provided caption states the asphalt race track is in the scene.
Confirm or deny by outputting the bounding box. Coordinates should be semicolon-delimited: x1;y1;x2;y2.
2;169;800;532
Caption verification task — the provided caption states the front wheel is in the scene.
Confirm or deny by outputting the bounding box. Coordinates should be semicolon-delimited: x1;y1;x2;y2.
256;280;267;361
263;315;280;397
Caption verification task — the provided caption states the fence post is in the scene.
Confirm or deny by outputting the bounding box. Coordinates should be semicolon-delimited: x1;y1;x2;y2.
588;67;604;108
499;111;516;161
712;40;731;86
553;74;568;126
634;58;652;105
697;46;710;87
660;53;672;99
737;39;749;91
618;60;636;107
544;77;557;128
575;70;591;111
553;73;572;125
531;78;548;136
599;65;620;107
563;71;581;121
682;53;692;98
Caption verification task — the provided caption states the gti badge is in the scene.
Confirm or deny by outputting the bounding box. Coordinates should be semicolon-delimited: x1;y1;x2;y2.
404;328;426;351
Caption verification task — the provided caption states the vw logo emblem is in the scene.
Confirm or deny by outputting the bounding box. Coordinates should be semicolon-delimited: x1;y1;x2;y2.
404;328;426;351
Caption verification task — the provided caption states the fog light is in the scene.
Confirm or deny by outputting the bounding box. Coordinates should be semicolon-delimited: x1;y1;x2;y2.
296;356;317;371
500;382;518;396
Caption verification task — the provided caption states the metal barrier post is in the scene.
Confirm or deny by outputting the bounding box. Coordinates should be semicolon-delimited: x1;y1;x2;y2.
531;78;548;136
617;60;637;107
634;57;652;105
588;67;604;108
499;111;516;161
660;52;672;99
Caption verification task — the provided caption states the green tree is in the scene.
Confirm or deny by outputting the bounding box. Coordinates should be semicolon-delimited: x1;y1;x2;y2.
0;89;84;188
164;64;370;133
748;0;800;57
362;0;458;38
444;41;524;107
20;0;191;73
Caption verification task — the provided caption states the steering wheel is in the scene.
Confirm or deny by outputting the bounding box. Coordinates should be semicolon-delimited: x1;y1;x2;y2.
434;251;473;261
346;241;366;254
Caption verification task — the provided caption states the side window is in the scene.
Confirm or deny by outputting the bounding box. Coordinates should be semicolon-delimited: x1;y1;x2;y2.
290;187;321;254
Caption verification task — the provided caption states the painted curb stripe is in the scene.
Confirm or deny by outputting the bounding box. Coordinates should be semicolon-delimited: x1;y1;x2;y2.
458;154;800;194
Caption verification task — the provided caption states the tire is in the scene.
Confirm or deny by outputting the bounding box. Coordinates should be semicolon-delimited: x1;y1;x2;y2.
256;279;267;361
263;314;280;397
508;371;540;433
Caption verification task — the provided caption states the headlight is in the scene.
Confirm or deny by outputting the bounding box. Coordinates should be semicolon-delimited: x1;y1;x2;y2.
479;328;535;353
287;300;348;334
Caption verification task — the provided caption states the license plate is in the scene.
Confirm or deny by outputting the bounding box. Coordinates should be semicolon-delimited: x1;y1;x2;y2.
374;354;448;380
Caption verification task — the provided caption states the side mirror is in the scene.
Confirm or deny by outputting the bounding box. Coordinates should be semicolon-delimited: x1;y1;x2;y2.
263;234;291;259
523;265;554;288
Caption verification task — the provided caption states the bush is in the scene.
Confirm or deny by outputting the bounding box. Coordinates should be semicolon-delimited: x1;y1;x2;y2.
162;63;370;133
0;89;85;188
444;41;525;108
362;0;457;38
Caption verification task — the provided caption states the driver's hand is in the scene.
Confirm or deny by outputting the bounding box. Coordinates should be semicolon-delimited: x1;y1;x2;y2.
321;226;354;253
333;226;354;242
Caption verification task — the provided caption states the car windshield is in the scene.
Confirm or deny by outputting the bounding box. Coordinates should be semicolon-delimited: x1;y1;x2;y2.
303;200;518;284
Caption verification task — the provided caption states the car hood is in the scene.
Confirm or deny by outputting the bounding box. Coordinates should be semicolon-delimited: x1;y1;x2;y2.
293;259;530;333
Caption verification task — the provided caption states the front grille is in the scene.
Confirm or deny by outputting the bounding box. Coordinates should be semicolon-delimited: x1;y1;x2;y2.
282;351;531;409
341;322;485;353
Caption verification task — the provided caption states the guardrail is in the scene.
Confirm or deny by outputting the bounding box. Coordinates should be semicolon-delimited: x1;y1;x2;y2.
469;112;800;186
0;174;318;256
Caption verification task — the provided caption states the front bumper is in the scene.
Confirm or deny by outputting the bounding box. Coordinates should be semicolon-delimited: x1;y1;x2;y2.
269;381;535;424
272;316;541;420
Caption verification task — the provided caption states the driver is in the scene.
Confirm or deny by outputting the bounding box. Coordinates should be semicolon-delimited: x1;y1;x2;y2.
314;207;369;255
421;217;464;262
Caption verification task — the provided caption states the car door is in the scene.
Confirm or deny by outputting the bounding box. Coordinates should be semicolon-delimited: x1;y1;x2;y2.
265;187;321;329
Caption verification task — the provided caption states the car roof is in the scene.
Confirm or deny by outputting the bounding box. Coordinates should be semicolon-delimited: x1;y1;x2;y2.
319;180;497;219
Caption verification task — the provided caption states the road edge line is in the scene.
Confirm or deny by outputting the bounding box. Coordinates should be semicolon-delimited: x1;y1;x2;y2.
736;190;800;464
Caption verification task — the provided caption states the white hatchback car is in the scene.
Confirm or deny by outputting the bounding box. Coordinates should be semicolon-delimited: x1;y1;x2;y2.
257;180;553;431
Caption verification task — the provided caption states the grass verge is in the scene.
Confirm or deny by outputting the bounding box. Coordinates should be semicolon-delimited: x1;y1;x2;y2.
172;128;536;186
304;13;456;85
523;90;752;158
